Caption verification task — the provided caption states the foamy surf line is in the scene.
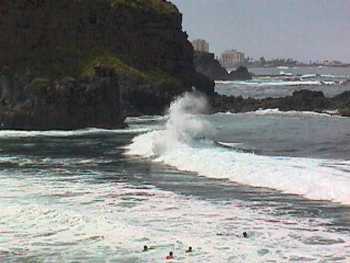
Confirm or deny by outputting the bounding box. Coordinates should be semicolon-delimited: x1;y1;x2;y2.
217;109;341;118
215;80;322;87
126;131;350;205
0;127;150;138
126;93;350;205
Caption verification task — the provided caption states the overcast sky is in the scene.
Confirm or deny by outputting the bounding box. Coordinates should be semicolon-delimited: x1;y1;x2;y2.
171;0;350;62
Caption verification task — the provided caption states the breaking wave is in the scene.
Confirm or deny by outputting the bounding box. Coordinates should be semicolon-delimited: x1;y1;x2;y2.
126;93;350;205
0;127;150;138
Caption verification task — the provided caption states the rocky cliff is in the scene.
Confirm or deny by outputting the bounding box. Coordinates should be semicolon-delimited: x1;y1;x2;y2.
0;65;124;130
0;0;214;129
193;52;252;81
193;52;229;80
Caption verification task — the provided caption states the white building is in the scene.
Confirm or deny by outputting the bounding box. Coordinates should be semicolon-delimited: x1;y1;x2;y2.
220;50;245;68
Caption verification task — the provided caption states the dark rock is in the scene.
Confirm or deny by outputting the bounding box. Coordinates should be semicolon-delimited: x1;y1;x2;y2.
228;66;252;81
210;88;350;118
210;90;335;114
333;91;350;117
0;0;214;127
194;52;229;80
0;67;124;130
193;52;252;81
333;91;350;106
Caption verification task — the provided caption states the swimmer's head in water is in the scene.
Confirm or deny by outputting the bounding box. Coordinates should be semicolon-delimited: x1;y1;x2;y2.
243;232;248;238
143;245;148;251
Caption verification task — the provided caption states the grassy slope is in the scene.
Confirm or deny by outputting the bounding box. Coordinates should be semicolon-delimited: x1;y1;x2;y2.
81;50;180;87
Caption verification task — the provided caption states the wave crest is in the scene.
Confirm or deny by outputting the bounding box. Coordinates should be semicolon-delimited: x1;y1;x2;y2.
126;93;350;205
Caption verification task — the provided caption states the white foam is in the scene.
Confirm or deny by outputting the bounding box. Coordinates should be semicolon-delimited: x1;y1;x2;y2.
0;127;150;138
126;115;167;124
2;173;349;262
216;141;243;148
215;80;322;87
126;93;350;205
218;109;340;118
301;74;317;79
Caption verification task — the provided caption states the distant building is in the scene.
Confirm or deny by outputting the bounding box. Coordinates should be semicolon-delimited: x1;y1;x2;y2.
192;39;209;53
220;50;245;68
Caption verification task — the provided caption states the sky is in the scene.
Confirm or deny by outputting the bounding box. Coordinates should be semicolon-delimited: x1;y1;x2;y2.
171;0;350;63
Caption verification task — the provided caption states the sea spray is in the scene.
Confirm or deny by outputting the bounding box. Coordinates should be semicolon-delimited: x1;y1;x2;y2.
165;92;212;142
126;93;350;205
148;92;214;156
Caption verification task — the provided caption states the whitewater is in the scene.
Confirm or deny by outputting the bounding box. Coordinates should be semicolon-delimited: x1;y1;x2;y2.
1;93;350;262
126;93;350;205
2;66;350;261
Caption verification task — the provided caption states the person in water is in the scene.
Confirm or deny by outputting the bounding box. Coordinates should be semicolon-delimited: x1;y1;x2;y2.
143;245;156;252
243;232;248;238
166;251;174;260
186;246;192;253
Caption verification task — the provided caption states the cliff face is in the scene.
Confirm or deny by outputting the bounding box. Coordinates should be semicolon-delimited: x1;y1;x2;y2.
193;52;252;81
0;66;124;130
0;0;214;129
0;0;213;90
193;52;229;81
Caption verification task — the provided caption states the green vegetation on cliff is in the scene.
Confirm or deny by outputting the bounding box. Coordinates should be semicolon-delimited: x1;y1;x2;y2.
81;50;181;88
30;78;50;96
81;51;147;79
0;0;191;88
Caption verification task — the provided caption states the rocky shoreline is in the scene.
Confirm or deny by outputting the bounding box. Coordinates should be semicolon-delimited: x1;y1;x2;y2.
210;89;350;117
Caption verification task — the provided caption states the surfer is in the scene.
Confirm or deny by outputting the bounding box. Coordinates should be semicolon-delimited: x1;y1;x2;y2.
186;246;193;253
243;232;248;238
143;245;155;252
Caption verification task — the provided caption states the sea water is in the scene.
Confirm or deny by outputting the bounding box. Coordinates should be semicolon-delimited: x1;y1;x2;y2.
1;71;350;262
216;66;350;99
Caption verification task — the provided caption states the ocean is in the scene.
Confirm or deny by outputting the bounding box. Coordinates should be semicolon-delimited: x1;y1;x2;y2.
217;66;350;99
1;67;350;262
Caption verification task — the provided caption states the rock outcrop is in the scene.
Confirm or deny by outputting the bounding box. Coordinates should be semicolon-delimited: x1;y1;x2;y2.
193;52;252;81
193;52;229;81
210;89;350;116
0;0;214;129
0;65;124;130
228;66;252;81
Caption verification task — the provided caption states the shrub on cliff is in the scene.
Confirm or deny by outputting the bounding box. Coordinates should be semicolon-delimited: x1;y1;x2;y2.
30;78;50;96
